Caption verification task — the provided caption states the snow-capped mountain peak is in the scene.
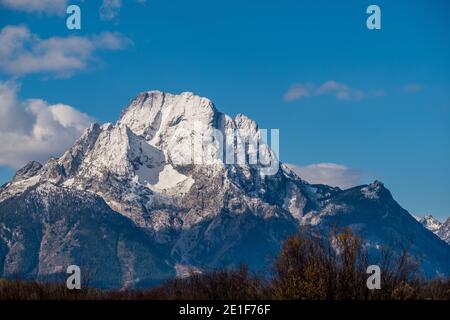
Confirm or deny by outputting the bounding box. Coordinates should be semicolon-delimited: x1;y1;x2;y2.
118;91;216;145
437;217;450;245
360;180;387;199
419;214;443;233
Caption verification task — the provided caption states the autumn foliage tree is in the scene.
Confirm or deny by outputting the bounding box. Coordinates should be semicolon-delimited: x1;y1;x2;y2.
271;228;427;300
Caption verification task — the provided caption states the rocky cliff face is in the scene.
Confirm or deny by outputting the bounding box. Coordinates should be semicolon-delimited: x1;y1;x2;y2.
418;214;450;245
1;91;449;288
437;218;450;244
419;215;443;233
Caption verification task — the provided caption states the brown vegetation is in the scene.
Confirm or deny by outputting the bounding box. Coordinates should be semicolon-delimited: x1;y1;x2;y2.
1;229;449;300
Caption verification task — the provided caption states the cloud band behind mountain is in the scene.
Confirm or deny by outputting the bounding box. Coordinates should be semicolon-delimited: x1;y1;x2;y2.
287;163;362;189
0;82;93;169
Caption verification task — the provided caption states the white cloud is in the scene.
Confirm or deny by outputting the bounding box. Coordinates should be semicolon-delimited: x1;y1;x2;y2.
0;0;68;15
0;25;132;77
283;84;313;102
401;83;423;93
287;163;362;189
0;82;94;169
283;80;383;102
100;0;122;21
316;81;365;101
100;0;146;21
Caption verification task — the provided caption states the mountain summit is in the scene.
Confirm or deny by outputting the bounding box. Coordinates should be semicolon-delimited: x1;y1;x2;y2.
419;215;443;233
1;91;449;288
419;214;450;244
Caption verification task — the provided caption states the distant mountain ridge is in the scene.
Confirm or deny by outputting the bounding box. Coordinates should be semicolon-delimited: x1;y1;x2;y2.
418;214;450;244
1;91;449;288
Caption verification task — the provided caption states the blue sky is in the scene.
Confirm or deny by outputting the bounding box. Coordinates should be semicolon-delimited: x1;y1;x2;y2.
0;0;449;220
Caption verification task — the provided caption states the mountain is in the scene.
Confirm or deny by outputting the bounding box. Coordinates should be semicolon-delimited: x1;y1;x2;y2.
1;91;449;288
418;214;450;245
419;215;443;233
437;218;450;245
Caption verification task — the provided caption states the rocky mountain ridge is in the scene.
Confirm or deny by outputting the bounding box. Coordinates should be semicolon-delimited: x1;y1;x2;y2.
1;91;449;287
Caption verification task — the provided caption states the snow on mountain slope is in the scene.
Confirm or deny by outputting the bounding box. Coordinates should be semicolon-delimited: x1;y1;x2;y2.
417;214;450;245
419;215;443;233
437;218;450;244
0;182;173;288
0;90;449;287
